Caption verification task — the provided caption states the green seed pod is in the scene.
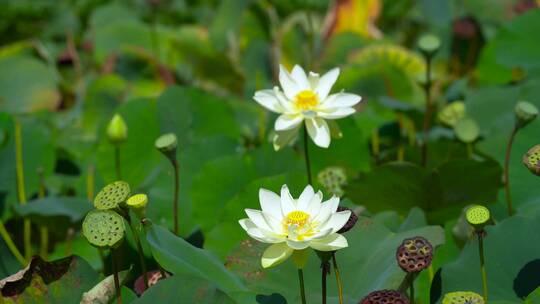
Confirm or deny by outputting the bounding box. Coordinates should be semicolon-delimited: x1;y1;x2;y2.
127;193;148;219
82;210;125;249
317;167;347;197
515;101;538;128
155;133;178;162
106;114;128;144
438;101;466;127
360;290;409;304
523;144;540;176
442;291;484;304
418;34;441;56
94;181;131;210
465;205;491;230
454;118;480;143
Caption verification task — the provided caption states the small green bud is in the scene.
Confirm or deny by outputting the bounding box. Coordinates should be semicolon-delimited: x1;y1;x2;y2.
438;101;466;127
107;114;128;144
155;133;178;162
82;209;125;249
465;205;490;230
418;34;441;56
127;193;148;219
523;144;540;176
442;291;484;304
514;101;538;128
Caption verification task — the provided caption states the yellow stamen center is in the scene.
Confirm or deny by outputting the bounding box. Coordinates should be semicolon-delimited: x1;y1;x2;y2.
294;90;319;111
285;210;309;226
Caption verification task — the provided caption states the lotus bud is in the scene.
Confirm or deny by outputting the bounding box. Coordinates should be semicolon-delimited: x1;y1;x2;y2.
155;133;178;163
515;101;538;128
418;34;441;57
107;114;128;144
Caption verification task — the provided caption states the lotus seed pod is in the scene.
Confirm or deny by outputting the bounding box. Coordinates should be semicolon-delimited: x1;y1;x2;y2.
94;181;131;210
155;133;178;162
523;144;540;176
454;118;480;143
337;206;358;234
515;101;538;128
418;34;441;55
82;210;125;249
396;236;433;273
442;291;484;304
465;205;491;230
359;290;409;304
127;194;148;219
438;101;466;127
317;167;347;197
106;114;128;144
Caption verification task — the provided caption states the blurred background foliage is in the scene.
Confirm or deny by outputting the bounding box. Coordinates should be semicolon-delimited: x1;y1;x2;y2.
1;0;540;303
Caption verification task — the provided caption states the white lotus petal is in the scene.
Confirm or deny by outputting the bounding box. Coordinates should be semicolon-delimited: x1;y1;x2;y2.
262;212;283;233
246;228;282;243
306;118;331;148
286;239;309;250
310;228;333;240
309;233;348;251
315;68;339;100
279;65;301;100
275;114;303;131
313;196;339;224
305;191;323;217
280;184;296;216
322;93;362;109
319;211;351;233
259;188;282;220
318;107;356;119
273;125;301;151
291;65;310;90
261;243;293;268
274;87;294;113
253;89;284;113
239;218;255;231
245;209;272;231
308;72;320;90
297;185;315;211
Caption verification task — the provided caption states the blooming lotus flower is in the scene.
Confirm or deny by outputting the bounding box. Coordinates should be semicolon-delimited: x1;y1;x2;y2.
254;65;362;150
239;185;351;268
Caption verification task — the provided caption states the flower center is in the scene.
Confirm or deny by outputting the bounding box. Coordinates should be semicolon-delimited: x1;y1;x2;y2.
294;90;319;111
285;210;309;226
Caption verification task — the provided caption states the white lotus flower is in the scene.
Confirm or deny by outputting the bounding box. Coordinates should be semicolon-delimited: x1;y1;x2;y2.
239;185;351;268
253;65;362;150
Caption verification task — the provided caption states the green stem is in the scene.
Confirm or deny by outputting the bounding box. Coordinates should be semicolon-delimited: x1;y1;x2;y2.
14;120;31;261
131;220;149;289
503;126;517;216
172;159;180;236
0;221;26;266
112;248;123;304
38;168;48;259
421;54;433;167
478;232;488;303
303;125;312;185
410;279;415;304
298;269;307;304
321;262;327;304
332;254;344;304
115;146;122;180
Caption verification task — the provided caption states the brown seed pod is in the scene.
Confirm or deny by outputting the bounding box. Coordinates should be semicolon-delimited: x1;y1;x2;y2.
337;206;358;234
395;236;433;273
134;270;169;295
359;290;409;304
523;144;540;176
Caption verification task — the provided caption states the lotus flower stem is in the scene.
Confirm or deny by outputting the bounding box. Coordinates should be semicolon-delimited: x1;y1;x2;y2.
298;269;307;304
0;221;26;266
131;220;149;289
321;264;327;304
14;120;31;261
86;164;95;201
172;158;180;235
477;232;488;303
503;126;518;216
332;254;344;304
303;125;312;185
410;280;415;304
38;168;49;259
112;248;123;304
115;146;122;180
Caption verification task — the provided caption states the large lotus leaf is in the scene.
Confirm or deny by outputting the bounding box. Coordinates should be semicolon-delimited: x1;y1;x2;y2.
0;55;59;114
96;98;161;188
346;159;501;222
12;197;92;230
435;214;540;303
466;80;540;213
132;274;235;304
227;217;444;303
0;255;99;303
0;114;56;218
145;224;253;303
